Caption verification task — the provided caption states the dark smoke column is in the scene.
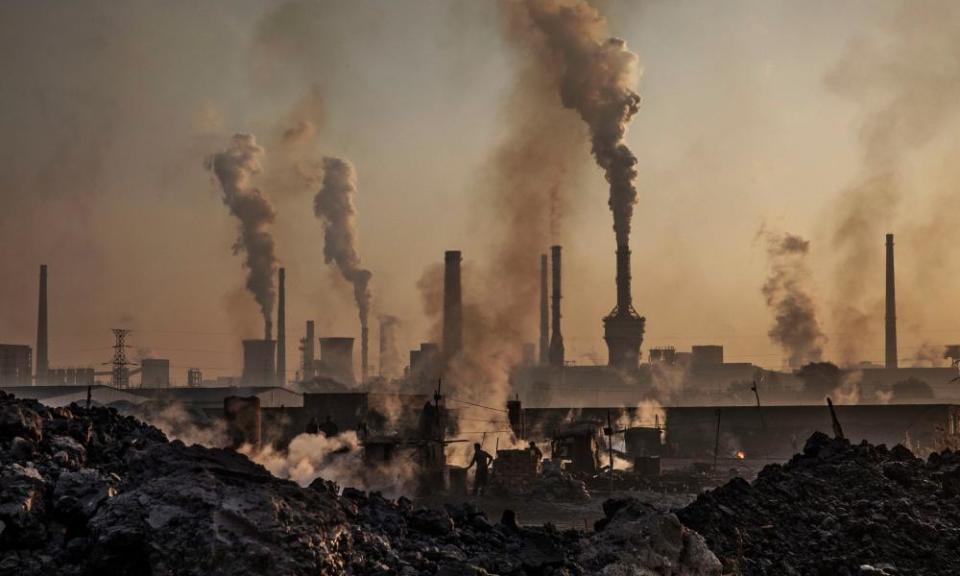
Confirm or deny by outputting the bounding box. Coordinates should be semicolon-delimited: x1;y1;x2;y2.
520;0;646;370
442;250;463;372
885;233;898;369
313;157;372;384
207;134;278;340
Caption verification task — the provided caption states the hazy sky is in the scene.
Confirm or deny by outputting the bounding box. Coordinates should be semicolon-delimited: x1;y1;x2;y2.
2;0;959;382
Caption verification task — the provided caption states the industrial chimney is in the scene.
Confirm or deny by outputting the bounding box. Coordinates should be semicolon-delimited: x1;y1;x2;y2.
301;320;316;379
361;325;369;384
603;244;646;370
36;264;48;386
442;250;463;370
277;268;286;385
885;233;898;369
539;253;549;365
549;246;565;367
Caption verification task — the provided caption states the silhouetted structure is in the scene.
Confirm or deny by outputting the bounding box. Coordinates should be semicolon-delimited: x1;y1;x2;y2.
241;339;276;387
549;246;565;367
36;264;48;386
886;233;898;369
277;267;286;385
604;245;645;370
540;253;549;365
442;250;462;370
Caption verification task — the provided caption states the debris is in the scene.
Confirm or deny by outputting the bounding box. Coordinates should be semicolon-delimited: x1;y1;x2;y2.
679;431;960;575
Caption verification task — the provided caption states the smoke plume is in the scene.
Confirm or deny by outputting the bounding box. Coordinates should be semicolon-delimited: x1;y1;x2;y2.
826;2;960;362
762;231;825;369
313;157;372;351
207;134;279;339
517;0;642;247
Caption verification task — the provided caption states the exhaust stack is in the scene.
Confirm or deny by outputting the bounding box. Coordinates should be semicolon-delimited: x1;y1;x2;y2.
885;233;898;369
549;246;565;367
277;268;286;385
442;250;463;370
539;253;549;365
36;264;48;386
603;244;646;370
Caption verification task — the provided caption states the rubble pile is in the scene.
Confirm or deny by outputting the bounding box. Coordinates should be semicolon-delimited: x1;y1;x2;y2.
0;392;349;576
0;392;721;575
583;466;739;494
531;467;591;502
679;432;960;576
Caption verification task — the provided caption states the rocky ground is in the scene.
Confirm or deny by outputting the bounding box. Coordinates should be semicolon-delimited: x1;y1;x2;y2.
679;431;960;576
0;391;718;575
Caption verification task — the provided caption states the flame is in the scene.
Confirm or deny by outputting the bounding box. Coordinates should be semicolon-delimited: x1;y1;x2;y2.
735;450;746;460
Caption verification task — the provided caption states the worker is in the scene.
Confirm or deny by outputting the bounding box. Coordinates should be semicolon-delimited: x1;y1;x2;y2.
465;442;493;496
528;440;543;463
305;416;320;435
319;415;339;438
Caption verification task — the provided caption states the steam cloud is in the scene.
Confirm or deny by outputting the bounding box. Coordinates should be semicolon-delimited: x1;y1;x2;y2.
519;0;642;247
313;157;372;355
762;232;825;369
207;134;279;339
826;2;960;362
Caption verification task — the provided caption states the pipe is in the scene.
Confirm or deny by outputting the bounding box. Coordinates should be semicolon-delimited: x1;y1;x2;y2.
885;234;898;369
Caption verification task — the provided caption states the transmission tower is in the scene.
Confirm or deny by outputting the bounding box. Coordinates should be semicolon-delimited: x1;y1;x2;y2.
110;329;134;389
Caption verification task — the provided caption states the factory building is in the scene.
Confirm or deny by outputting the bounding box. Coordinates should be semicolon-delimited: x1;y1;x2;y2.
140;358;171;388
47;368;95;387
0;344;32;387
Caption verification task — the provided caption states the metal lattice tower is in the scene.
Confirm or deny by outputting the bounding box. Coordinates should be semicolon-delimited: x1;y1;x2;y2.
110;329;134;389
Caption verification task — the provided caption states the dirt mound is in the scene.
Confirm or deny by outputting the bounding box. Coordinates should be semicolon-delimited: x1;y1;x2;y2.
1;391;721;576
678;431;960;576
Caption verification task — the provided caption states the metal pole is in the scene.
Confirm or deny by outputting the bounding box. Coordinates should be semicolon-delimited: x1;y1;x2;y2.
713;408;721;471
607;410;614;494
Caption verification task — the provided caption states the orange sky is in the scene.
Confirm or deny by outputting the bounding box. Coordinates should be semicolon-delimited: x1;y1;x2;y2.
2;0;960;383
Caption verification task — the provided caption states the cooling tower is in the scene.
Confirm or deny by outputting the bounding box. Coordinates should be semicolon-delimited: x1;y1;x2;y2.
241;339;276;387
319;336;355;386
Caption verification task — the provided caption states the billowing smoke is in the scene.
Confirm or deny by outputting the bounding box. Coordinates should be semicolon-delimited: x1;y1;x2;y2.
826;2;960;362
517;0;642;247
313;157;372;364
762;231;825;369
241;431;419;497
207;134;278;339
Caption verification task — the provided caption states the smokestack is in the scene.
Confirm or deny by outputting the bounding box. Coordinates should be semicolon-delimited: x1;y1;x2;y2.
885;233;898;369
36;264;48;386
302;320;316;379
361;325;369;383
604;244;646;370
277;268;286;385
442;250;463;369
549;246;564;367
539;253;549;365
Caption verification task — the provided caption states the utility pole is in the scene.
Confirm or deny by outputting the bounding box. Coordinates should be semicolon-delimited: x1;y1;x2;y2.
110;329;134;389
713;408;722;471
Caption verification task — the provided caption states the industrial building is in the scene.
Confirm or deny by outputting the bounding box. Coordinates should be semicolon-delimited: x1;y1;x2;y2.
0;344;32;387
140;358;171;388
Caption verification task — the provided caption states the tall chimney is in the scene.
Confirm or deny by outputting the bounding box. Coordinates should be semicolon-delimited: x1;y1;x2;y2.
885;233;898;369
277;268;286;385
361;325;369;383
603;244;646;370
549;246;565;367
442;250;463;370
36;264;48;386
539;253;549;365
302;320;316;379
